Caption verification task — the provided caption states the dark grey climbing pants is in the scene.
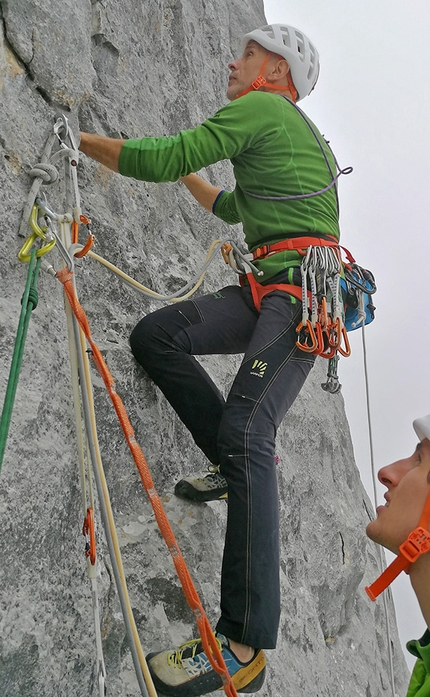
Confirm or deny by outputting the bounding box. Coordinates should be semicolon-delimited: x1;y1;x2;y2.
129;284;315;649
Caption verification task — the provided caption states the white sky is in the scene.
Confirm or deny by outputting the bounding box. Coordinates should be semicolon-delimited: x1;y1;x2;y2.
263;0;430;673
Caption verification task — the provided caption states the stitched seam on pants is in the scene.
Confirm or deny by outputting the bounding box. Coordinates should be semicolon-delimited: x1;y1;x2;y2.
241;307;301;368
290;354;315;363
190;300;205;323
241;339;300;642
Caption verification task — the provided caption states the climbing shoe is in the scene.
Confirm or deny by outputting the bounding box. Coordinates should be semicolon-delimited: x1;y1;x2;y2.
174;465;228;502
146;632;266;696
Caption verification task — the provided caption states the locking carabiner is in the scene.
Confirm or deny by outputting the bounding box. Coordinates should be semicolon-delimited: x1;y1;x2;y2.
18;204;56;262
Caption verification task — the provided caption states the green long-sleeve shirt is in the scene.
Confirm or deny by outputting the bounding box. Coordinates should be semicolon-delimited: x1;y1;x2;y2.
118;90;340;281
407;631;430;696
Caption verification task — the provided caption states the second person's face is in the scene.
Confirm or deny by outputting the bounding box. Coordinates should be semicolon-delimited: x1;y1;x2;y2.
366;440;430;554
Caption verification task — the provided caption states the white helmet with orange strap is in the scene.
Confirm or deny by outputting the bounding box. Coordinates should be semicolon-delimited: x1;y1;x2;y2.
240;24;320;101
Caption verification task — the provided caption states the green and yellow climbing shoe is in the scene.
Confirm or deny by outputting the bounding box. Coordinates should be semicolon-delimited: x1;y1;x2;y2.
146;632;266;696
174;465;228;502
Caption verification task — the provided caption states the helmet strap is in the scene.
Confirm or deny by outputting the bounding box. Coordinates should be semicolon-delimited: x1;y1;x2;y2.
365;489;430;601
235;53;298;102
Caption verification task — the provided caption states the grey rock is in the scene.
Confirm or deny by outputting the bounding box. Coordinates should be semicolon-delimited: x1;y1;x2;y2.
0;1;409;696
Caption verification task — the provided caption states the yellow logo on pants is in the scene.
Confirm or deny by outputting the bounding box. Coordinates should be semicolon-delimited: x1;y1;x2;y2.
250;360;267;378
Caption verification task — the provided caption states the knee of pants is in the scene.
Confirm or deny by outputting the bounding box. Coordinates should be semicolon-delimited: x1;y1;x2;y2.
129;313;171;367
130;314;157;362
129;309;193;369
216;404;276;466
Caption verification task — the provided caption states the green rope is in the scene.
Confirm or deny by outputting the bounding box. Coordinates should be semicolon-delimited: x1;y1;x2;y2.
0;248;42;473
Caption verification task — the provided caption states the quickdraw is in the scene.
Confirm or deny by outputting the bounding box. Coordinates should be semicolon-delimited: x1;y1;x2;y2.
296;245;351;360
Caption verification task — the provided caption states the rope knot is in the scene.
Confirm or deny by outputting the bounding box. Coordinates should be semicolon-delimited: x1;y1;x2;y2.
21;287;39;310
29;162;59;185
56;267;74;285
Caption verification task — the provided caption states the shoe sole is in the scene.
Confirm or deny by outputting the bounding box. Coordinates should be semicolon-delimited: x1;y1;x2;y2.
174;480;228;503
235;665;266;693
147;661;265;696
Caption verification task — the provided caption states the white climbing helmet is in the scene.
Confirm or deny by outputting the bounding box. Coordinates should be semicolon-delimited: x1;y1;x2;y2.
414;414;430;441
241;24;320;101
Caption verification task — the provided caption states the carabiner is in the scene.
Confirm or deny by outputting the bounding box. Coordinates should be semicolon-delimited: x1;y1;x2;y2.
318;296;329;329
18;205;56;262
221;242;233;265
71;214;95;258
320;330;336;358
82;507;96;566
296;319;318;353
74;234;95;259
337;323;351;358
29;203;48;239
327;316;342;349
314;321;325;355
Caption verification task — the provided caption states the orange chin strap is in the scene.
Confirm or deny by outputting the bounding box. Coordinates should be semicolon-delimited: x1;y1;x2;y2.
235;53;298;102
365;489;430;601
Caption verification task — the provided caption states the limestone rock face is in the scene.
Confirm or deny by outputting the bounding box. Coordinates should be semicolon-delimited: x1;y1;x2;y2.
0;1;408;696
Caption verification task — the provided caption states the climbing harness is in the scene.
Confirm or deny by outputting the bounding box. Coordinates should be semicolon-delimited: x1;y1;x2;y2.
5;113;240;697
221;236;376;393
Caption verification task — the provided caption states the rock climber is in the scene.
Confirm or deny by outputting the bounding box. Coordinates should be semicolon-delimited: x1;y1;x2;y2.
79;23;341;696
366;414;430;697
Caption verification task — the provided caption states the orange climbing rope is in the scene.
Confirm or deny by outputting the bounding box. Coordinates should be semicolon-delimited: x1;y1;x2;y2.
56;265;239;697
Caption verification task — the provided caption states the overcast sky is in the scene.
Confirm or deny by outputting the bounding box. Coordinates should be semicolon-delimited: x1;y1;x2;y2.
263;0;430;673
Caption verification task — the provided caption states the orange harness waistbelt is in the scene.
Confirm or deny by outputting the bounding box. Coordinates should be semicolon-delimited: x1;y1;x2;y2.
251;234;340;260
245;235;343;313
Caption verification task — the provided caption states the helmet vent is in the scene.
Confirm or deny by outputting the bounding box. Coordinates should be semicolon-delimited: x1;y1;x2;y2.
279;26;292;48
295;31;306;62
262;26;275;40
